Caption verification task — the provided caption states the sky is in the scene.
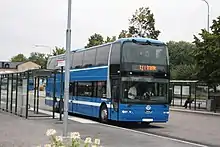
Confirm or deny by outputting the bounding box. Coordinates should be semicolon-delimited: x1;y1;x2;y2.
0;0;219;61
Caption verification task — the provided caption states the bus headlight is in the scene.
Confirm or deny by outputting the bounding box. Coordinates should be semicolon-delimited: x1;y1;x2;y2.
163;111;169;114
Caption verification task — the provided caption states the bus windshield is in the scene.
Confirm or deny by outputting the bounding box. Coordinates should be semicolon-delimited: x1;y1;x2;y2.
121;80;168;104
122;41;167;65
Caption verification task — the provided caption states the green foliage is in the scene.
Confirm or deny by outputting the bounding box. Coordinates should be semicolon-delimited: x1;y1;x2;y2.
10;54;28;62
167;41;197;80
28;52;48;69
193;16;220;85
118;30;132;39
105;36;116;43
85;33;104;48
85;33;117;48
10;45;65;69
52;46;65;56
128;7;160;39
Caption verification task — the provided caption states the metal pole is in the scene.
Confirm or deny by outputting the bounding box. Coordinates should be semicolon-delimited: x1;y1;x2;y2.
26;71;30;119
63;0;72;137
10;73;13;113
0;75;2;109
34;77;37;112
202;0;210;32
6;74;9;111
60;67;64;121
37;77;40;114
15;73;18;114
53;72;56;119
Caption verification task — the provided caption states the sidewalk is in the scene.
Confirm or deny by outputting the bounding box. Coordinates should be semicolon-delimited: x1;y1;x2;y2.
0;109;200;147
170;106;220;116
0;111;50;147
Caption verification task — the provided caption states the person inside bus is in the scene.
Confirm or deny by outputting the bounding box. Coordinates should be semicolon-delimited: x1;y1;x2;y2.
143;87;154;99
128;83;138;99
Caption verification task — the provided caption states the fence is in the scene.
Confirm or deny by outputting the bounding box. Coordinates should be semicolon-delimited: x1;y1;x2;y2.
0;69;62;119
170;80;220;112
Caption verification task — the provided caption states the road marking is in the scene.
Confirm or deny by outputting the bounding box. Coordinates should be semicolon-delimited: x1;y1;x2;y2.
1;101;97;124
99;123;208;147
32;108;208;147
32;108;98;124
0;101;210;146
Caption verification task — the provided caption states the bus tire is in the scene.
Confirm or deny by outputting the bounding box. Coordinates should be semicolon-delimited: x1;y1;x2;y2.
99;104;108;123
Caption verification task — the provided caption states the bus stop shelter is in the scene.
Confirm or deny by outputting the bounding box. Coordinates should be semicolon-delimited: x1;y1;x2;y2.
0;68;61;119
170;80;220;112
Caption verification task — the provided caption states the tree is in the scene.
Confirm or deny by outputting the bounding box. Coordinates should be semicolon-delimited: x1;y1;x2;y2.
85;33;104;48
85;33;117;48
105;36;116;43
127;7;160;39
28;52;47;69
52;46;65;56
118;30;132;39
193;16;220;86
10;54;28;62
167;41;197;80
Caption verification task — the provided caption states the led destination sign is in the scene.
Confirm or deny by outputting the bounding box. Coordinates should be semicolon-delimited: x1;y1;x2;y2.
132;64;160;72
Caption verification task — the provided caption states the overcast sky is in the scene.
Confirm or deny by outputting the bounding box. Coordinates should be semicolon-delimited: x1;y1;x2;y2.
0;0;219;61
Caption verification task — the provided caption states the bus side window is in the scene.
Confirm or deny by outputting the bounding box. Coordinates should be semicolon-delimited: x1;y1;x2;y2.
97;81;106;98
69;82;75;96
77;82;93;97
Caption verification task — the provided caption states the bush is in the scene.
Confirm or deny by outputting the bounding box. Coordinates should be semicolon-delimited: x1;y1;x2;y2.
37;129;102;147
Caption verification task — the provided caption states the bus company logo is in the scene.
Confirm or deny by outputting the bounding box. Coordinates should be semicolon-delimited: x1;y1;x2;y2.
145;105;151;111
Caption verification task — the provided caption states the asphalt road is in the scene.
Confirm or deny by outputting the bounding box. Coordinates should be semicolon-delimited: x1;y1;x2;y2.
0;109;206;147
125;111;220;147
1;91;220;146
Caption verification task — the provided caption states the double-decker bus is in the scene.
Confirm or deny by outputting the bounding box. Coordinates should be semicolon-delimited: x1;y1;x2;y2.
45;37;172;123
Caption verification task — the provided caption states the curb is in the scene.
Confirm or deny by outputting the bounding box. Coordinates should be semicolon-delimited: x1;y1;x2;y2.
170;108;220;116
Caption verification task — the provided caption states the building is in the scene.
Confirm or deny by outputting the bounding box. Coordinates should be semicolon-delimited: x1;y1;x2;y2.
0;61;41;74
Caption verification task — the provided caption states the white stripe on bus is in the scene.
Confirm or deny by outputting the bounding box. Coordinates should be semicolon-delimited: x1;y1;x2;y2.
45;97;112;108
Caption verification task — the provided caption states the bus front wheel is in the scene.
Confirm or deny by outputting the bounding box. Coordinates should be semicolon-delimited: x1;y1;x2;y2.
99;104;108;123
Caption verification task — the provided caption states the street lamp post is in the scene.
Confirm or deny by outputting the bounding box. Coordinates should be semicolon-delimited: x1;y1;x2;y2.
63;0;72;137
202;0;210;32
34;45;52;55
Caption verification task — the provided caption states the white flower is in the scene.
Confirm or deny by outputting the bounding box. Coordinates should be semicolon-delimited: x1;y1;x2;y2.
94;139;100;145
46;129;56;136
55;136;63;142
84;137;92;144
70;132;80;139
44;144;51;147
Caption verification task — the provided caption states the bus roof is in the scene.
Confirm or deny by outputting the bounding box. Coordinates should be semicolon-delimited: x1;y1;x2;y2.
49;37;165;59
116;37;164;44
71;37;165;52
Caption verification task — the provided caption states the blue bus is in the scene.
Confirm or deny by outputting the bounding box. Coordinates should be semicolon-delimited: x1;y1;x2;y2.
45;37;172;123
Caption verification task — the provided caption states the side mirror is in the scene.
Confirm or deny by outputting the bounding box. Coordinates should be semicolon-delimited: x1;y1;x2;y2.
168;88;173;104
